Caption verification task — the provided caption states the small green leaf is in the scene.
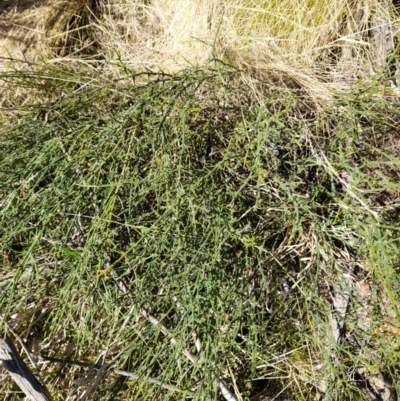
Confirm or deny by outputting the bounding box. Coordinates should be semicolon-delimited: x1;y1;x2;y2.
61;247;82;258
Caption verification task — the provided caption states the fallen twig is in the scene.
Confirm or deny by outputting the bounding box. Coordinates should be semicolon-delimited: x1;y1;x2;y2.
0;336;53;401
110;272;238;401
138;308;238;401
302;127;379;220
39;354;188;395
317;270;354;400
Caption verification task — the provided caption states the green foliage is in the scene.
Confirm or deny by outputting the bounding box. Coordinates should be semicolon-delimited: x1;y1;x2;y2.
1;63;400;400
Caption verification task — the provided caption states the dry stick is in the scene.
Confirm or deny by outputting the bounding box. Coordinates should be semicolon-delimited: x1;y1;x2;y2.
39;354;189;394
317;271;354;400
19;36;35;72
3;322;42;379
68;353;108;401
138;308;238;401
303;129;379;220
109;272;238;401
319;152;379;221
0;337;53;401
1;320;184;397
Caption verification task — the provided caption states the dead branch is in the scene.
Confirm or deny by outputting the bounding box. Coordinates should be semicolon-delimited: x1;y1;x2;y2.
39;354;191;394
0;336;53;401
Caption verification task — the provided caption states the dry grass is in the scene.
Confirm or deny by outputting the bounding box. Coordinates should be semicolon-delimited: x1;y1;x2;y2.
0;0;82;63
92;0;400;98
1;0;400;101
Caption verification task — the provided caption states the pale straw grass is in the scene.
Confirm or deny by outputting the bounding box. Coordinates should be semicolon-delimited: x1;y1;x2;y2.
89;0;400;98
1;0;400;102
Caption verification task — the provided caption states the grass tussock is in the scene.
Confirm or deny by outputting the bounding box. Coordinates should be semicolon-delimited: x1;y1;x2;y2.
1;63;400;400
2;0;400;99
